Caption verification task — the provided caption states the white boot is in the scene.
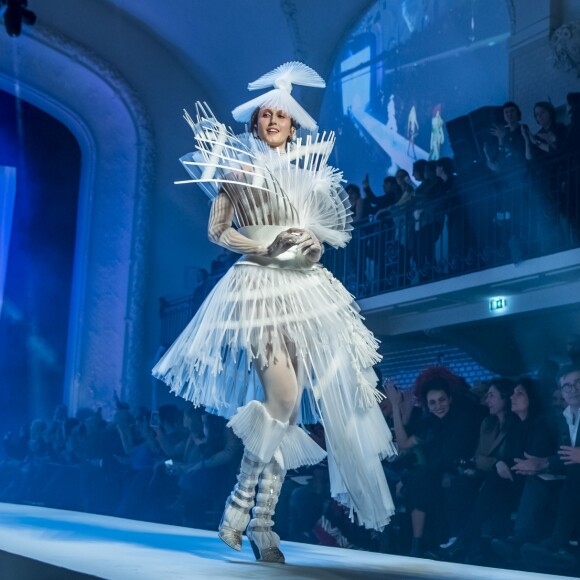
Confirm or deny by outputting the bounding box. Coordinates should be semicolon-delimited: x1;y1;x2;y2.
218;401;288;551
246;457;287;563
218;450;264;551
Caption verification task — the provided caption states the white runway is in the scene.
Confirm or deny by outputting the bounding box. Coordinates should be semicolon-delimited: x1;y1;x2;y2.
0;503;571;579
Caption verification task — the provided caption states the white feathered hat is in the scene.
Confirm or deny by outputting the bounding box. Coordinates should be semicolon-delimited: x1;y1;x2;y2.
232;61;326;131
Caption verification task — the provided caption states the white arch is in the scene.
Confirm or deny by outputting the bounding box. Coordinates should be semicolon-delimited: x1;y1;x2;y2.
0;24;153;413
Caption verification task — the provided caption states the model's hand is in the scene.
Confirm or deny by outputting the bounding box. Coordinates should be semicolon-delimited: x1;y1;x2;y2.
558;446;580;465
296;230;322;262
266;228;303;258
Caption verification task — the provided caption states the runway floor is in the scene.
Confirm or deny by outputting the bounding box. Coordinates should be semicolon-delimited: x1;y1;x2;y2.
0;502;573;579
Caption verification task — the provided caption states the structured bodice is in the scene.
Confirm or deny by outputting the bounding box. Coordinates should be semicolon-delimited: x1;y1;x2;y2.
178;103;353;249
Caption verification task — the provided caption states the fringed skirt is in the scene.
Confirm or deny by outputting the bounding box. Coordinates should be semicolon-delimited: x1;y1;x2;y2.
153;254;396;530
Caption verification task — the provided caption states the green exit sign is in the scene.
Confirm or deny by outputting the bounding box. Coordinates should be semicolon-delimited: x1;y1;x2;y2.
489;297;508;312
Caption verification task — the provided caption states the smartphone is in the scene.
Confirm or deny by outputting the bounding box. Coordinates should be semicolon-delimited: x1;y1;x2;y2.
150;411;160;428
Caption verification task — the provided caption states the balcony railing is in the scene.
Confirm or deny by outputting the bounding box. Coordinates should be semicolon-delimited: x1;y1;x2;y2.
160;152;580;345
323;152;580;298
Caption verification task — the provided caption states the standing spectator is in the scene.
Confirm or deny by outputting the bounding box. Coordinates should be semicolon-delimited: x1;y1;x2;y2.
484;102;528;173
525;102;566;161
346;183;370;225
412;161;445;281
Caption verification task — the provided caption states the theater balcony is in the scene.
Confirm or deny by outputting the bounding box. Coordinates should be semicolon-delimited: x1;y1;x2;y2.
323;153;580;375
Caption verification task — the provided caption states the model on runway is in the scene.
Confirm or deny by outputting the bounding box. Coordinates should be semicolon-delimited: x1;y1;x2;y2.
153;62;395;563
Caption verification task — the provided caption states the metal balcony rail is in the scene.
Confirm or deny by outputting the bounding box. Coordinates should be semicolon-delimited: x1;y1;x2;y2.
324;152;580;298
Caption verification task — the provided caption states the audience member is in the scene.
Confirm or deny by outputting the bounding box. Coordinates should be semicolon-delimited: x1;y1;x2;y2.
525;101;566;161
410;160;446;280
484;101;528;173
346;183;371;224
386;368;481;556
433;378;557;563
509;365;580;571
444;378;515;542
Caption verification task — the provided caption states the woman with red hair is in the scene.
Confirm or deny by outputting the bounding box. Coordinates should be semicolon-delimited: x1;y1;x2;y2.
386;367;482;556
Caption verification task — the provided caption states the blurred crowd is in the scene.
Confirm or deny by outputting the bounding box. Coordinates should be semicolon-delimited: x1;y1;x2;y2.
2;334;579;575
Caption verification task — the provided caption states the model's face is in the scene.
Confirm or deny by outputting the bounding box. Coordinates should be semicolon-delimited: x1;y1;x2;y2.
560;370;580;408
427;389;451;419
256;107;294;149
510;384;529;415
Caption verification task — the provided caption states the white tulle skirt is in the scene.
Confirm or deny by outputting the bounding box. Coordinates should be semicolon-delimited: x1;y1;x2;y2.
153;228;396;530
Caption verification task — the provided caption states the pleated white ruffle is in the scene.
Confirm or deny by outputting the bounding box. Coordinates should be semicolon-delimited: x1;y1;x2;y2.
278;425;327;470
226;400;287;463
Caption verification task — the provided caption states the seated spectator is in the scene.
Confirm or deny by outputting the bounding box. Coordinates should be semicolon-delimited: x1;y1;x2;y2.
386;368;481;557
115;408;165;520
178;413;242;527
46;404;69;457
152;404;187;460
444;378;515;542
287;464;329;543
509;365;580;571
432;377;557;563
313;498;376;551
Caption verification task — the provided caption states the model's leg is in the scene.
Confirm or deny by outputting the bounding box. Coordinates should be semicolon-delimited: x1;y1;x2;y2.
218;347;294;552
246;346;299;563
257;346;299;423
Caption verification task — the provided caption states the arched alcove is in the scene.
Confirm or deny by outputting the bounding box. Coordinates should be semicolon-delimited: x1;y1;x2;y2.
0;24;154;414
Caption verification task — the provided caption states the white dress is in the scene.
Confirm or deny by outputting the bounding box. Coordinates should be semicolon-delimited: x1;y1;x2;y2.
152;106;396;531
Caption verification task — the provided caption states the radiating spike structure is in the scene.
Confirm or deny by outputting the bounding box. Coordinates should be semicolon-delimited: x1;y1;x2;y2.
177;102;352;248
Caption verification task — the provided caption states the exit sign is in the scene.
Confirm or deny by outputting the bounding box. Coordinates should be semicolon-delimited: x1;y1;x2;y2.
489;297;508;312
